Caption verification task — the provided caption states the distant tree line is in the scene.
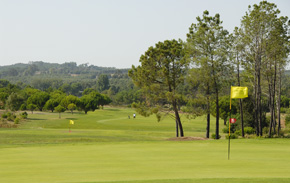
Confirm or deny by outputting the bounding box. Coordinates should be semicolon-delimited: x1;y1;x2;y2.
0;62;143;106
0;79;112;115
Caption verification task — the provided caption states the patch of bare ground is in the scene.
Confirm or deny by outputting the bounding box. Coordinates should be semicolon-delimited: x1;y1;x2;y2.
281;119;286;128
167;136;209;141
281;114;286;128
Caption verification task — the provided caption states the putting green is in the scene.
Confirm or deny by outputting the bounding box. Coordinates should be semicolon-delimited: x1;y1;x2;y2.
1;139;290;183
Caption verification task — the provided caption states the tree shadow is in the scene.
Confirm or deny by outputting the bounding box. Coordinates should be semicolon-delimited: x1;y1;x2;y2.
28;118;45;121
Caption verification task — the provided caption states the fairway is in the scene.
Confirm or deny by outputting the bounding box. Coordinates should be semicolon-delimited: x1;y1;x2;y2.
1;108;290;183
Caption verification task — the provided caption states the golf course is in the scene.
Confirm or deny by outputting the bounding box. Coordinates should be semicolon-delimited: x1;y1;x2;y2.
0;107;290;183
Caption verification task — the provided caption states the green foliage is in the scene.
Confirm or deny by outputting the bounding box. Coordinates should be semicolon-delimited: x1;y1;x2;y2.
67;103;76;114
263;127;269;136
78;92;105;114
27;104;37;113
97;74;110;92
54;105;66;118
19;104;26;110
27;91;50;111
6;112;16;121
225;134;238;139
114;89;142;105
285;114;290;125
20;112;28;119
211;133;221;139
244;127;255;135
281;95;290;107
129;39;188;136
44;99;59;112
280;107;288;113
234;129;242;136
1;113;8;118
5;92;24;111
222;122;238;134
60;95;79;108
54;105;66;113
14;117;20;124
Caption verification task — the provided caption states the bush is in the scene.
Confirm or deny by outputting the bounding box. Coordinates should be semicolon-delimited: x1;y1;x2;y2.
222;127;228;133
226;134;238;139
21;112;28;119
280;107;288;113
1;113;8;118
244;127;255;135
14;118;20;124
234;129;242;136
222;122;238;134
20;104;26;111
211;133;221;139
286;115;290;125
263;127;269;135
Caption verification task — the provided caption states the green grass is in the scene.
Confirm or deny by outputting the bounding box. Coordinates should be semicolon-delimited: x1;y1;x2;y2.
1;107;290;183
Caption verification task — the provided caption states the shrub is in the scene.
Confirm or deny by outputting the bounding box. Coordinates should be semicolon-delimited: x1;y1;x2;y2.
222;127;228;133
244;127;255;135
226;134;238;139
277;129;285;137
14;118;20;124
1;113;8;118
234;129;242;136
21;112;28;119
20;104;26;111
263;127;269;135
211;133;221;139
286;114;290;125
222;123;238;134
280;107;287;113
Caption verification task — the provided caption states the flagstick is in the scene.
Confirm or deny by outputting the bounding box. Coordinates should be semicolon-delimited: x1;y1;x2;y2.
228;110;231;160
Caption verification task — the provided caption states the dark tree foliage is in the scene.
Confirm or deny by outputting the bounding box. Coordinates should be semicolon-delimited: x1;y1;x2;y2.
129;39;188;137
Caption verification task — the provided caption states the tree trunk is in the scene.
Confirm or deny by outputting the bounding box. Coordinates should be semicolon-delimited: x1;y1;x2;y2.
206;84;210;138
273;61;277;134
206;113;210;138
173;100;184;137
277;66;282;134
176;119;179;137
257;56;262;136
268;85;273;136
254;61;259;136
240;99;244;137
237;60;245;137
215;87;219;139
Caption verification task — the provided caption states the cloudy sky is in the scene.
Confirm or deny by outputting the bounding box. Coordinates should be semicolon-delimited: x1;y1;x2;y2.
1;0;289;68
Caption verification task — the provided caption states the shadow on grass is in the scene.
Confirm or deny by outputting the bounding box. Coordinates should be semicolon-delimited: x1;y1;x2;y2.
105;108;120;111
27;118;45;121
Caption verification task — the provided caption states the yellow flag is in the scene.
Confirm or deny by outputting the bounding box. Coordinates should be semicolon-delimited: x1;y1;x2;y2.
231;86;248;99
69;120;74;125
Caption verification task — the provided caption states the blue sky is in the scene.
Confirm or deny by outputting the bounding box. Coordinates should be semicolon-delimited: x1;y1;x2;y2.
0;0;289;69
